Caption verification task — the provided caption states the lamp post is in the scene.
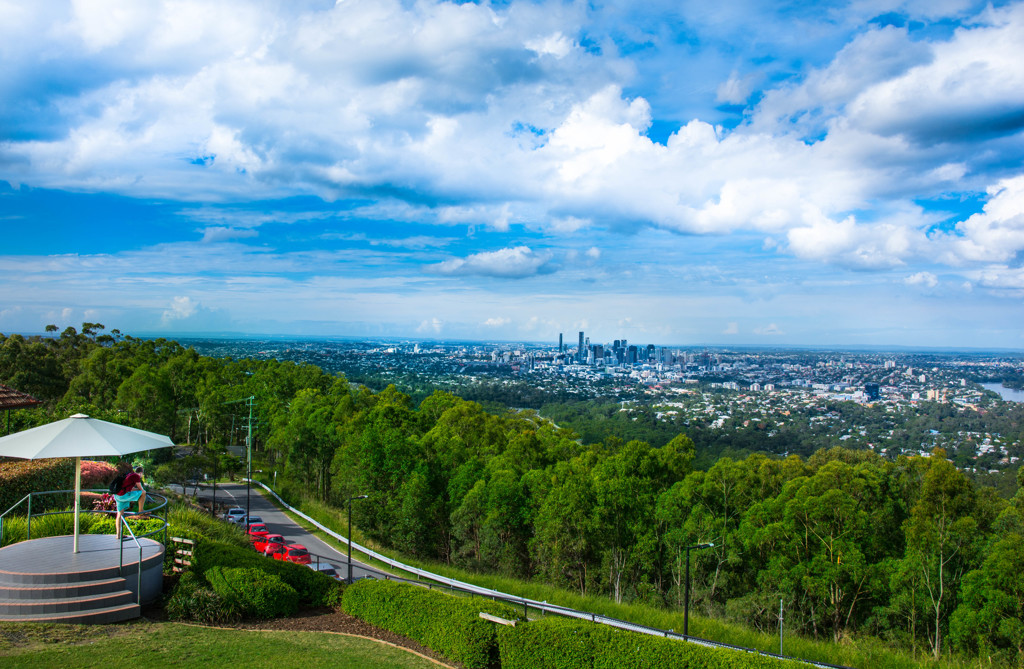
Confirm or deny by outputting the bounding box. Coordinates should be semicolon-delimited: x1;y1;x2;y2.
684;542;714;638
347;494;368;583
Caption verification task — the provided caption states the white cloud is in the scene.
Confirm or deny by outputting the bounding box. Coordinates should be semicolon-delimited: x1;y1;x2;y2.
483;317;511;327
904;271;938;288
846;5;1024;143
417;317;444;334
525;31;573;58
940;175;1024;264
161;296;198;323
722;322;739;335
754;323;784;335
200;226;259;243
428;246;556;278
786;211;920;268
716;70;754;104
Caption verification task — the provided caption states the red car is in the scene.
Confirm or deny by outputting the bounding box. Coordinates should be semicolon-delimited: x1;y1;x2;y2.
255;534;287;556
246;523;270;542
274;543;312;565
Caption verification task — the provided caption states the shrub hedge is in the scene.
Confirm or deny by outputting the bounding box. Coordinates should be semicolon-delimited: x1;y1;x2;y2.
0;459;75;515
193;539;342;608
497;617;800;669
205;565;300;619
165;571;242;624
342;578;522;669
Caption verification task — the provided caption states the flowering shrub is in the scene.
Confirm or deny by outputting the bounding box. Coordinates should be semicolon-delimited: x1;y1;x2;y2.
91;493;116;512
80;460;117;489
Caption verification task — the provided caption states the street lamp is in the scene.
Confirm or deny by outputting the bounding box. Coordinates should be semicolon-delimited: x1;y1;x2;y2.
684;542;714;638
347;494;368;583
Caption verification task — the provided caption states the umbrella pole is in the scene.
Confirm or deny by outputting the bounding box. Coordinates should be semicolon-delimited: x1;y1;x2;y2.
73;456;81;553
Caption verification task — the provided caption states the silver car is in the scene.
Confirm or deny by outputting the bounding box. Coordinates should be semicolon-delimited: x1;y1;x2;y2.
223;507;246;523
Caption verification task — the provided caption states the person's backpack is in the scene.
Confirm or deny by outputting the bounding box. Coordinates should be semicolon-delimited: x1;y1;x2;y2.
108;472;129;495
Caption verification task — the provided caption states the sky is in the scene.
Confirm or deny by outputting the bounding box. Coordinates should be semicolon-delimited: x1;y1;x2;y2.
1;0;1023;349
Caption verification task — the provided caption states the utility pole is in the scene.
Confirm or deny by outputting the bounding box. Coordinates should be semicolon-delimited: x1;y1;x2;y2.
245;396;253;525
223;396;256;525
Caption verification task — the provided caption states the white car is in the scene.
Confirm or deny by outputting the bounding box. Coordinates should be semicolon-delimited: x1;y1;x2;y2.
308;562;341;580
223;508;246;523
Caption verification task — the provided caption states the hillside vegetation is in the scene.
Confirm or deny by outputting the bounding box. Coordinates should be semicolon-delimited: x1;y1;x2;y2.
1;324;1022;667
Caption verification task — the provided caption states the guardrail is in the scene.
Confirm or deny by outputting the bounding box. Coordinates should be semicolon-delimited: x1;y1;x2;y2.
244;479;852;669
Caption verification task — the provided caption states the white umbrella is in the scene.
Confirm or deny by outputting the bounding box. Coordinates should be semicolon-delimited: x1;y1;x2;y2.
0;413;173;552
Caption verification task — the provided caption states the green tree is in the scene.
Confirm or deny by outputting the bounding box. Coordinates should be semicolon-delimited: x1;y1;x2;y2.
902;451;978;659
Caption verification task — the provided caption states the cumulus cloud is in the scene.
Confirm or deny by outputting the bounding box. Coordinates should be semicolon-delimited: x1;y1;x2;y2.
754;323;784;335
904;271;939;288
483;317;511;327
161;296;198;323
722;322;739;335
417;317;444;334
940;175;1024;264
786;211;920;268
845;5;1024;143
427;246;556;278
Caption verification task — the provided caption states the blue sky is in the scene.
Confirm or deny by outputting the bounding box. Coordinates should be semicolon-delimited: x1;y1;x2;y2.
1;0;1023;348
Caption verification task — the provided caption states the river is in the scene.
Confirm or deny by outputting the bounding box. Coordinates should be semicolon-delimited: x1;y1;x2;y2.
980;382;1024;403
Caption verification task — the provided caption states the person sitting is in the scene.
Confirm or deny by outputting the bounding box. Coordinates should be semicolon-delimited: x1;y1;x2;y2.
112;463;147;539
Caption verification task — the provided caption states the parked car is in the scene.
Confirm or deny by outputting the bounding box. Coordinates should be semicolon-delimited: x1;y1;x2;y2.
241;515;263;527
307;562;341;580
254;533;287;556
274;543;312;565
223;508;246;523
246;523;270;541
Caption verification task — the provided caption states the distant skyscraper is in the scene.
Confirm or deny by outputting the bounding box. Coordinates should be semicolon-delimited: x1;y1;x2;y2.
578;331;584;363
559;333;563;352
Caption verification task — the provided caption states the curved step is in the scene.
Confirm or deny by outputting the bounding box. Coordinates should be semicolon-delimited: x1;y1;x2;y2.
0;577;127;600
0;588;134;615
0;602;140;624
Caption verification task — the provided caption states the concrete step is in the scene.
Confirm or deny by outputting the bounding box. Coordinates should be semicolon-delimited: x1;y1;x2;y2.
0;601;140;624
0;588;134;615
0;577;127;600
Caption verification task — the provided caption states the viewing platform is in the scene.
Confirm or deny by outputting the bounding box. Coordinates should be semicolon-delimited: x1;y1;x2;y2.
0;533;164;624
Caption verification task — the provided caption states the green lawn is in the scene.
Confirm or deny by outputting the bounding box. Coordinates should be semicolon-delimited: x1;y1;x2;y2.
0;620;441;669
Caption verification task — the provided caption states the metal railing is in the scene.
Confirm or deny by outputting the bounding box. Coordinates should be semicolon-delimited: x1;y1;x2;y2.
244;480;852;669
0;488;169;605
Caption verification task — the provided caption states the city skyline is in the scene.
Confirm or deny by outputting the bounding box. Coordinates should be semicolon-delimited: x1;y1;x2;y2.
2;1;1023;349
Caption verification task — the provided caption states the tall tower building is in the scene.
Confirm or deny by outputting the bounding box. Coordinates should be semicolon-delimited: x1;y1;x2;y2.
578;331;584;363
559;333;563;352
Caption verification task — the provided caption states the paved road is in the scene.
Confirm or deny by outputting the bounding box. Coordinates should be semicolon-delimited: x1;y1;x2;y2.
164;482;380;581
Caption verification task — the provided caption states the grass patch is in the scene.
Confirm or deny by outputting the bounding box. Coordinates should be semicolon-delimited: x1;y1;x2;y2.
0;620;440;669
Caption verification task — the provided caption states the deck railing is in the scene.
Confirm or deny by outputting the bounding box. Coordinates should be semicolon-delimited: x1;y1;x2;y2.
0;488;169;604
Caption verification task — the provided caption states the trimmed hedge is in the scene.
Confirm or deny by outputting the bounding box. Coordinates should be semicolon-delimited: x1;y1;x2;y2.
193;539;342;608
165;571;242;624
0;459;75;515
497;617;799;669
205;565;299;619
342;578;522;669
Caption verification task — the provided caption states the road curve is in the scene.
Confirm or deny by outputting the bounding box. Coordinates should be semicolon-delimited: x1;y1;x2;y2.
164;482;380;581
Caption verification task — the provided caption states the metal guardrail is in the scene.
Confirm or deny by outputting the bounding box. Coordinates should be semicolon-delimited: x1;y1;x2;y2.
245;479;853;669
